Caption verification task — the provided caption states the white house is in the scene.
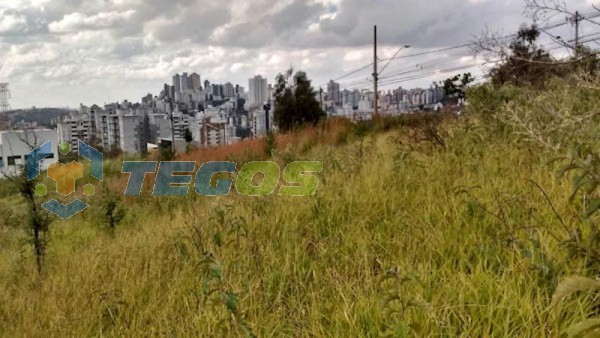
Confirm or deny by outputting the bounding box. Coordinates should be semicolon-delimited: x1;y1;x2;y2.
0;129;59;179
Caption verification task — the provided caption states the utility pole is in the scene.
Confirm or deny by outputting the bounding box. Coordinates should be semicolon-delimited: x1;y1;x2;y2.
0;83;10;114
203;115;208;147
373;25;378;117
0;83;10;131
263;102;271;132
319;87;324;111
575;11;580;49
571;11;583;53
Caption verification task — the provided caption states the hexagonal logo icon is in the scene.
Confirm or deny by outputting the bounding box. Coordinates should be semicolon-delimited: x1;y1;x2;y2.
26;140;103;219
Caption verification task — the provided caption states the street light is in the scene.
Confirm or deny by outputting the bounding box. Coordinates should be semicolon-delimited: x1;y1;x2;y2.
378;45;411;76
373;43;410;117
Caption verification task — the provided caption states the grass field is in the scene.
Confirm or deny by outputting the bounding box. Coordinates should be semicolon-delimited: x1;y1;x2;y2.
0;81;599;337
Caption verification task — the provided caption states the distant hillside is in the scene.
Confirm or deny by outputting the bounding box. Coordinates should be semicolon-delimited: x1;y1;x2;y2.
7;107;74;127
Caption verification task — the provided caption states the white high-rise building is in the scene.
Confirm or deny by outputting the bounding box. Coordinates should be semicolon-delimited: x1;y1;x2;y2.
94;103;146;154
172;74;181;101
223;82;235;98
181;72;189;92
95;104;120;151
118;114;143;154
171;111;196;141
190;73;201;91
58;111;93;153
327;80;341;105
148;113;172;142
251;105;276;137
248;75;268;107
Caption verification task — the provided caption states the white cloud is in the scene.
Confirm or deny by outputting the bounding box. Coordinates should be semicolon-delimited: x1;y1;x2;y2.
48;10;136;33
0;0;595;108
0;12;27;33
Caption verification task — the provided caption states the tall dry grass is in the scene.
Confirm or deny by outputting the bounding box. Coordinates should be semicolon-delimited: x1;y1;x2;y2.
0;84;599;336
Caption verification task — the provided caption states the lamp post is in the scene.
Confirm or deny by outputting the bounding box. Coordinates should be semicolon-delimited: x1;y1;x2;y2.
373;26;410;118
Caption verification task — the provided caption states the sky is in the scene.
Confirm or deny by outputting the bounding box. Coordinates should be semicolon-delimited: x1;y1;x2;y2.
0;0;596;109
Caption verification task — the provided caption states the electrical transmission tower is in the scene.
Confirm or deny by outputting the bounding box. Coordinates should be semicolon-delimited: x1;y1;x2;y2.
0;83;10;130
0;83;10;113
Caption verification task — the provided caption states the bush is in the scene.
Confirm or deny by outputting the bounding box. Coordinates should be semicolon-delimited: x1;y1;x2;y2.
466;83;521;120
0;180;18;198
159;147;175;161
487;77;600;150
264;131;277;157
96;186;126;234
0;204;17;228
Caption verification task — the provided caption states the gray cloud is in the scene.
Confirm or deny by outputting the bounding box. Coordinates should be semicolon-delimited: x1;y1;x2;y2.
215;0;326;48
0;0;595;108
150;3;231;43
271;0;324;32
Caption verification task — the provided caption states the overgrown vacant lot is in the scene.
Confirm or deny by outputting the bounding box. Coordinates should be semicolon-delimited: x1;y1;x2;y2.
1;82;600;336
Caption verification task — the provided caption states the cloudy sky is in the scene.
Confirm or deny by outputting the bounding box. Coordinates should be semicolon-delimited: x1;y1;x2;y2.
0;0;595;109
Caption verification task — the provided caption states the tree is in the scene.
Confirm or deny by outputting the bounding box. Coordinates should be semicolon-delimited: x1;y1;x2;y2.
159;146;175;161
184;128;194;153
184;128;193;143
525;0;600;75
273;69;325;132
1;129;52;274
99;185;125;236
572;45;600;75
106;144;123;158
482;24;559;87
441;73;474;103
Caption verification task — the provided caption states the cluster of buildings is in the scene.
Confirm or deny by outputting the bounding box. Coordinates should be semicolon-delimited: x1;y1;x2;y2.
0;72;278;178
321;80;446;120
55;73;278;155
0;72;447;178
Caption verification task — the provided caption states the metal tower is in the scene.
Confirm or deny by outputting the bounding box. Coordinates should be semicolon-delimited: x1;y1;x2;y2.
0;83;10;113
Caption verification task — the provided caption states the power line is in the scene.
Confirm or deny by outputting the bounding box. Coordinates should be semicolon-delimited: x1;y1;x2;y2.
327;63;373;84
379;51;476;80
377;63;485;87
402;35;600;87
322;19;600;109
338;32;600;107
379;43;475;62
339;49;483;88
376;37;597;88
368;29;600;89
334;17;572;88
378;16;573;63
579;9;600;26
319;7;599;95
378;45;411;75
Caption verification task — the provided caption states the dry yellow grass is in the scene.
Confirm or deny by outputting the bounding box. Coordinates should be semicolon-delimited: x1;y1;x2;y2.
0;108;597;336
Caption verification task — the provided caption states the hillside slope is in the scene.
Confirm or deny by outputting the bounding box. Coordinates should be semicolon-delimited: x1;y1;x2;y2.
0;100;598;336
